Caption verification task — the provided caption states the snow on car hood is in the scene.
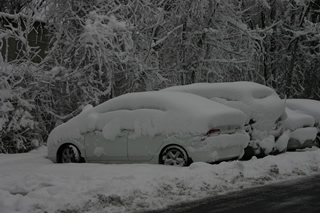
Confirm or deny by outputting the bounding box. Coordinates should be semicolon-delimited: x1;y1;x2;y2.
286;99;320;124
281;107;315;131
47;91;246;146
161;81;285;131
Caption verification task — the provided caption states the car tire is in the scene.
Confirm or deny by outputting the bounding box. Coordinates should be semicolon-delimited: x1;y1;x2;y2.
160;145;190;166
58;144;81;163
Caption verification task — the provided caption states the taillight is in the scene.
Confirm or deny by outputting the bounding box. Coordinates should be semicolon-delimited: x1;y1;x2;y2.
205;129;221;137
201;129;221;141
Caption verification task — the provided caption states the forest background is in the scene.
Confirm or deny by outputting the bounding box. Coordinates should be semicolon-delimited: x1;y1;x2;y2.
0;0;319;153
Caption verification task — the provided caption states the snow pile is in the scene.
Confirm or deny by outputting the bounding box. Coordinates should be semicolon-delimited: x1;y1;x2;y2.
47;91;246;146
257;135;276;154
161;81;285;131
284;100;320;147
281;107;315;130
286;99;320;124
290;127;318;143
279;107;317;149
274;130;291;151
0;146;319;213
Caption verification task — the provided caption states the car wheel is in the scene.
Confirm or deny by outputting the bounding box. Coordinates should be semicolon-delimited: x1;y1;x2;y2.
160;145;189;166
58;144;81;163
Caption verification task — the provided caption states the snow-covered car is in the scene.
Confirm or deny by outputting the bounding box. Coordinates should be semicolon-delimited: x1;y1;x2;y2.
280;108;317;150
47;91;249;166
286;99;320;147
161;81;287;159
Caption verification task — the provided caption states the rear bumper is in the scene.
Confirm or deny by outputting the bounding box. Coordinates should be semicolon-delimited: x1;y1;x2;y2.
187;131;250;163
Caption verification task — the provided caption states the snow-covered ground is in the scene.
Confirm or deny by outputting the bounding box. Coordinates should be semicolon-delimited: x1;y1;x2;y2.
1;146;320;213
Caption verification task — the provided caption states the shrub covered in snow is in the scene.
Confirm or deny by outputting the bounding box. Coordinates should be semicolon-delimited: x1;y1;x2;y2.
0;65;42;153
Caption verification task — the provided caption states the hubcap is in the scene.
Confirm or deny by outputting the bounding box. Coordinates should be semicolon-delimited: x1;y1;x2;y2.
163;149;186;166
61;146;78;163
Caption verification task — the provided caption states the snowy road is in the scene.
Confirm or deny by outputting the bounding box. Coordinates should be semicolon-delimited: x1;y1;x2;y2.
160;174;320;213
0;146;320;213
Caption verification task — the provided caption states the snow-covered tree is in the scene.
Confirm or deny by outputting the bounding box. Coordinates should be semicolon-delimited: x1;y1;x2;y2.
149;0;262;86
0;63;43;153
242;0;320;98
0;0;47;153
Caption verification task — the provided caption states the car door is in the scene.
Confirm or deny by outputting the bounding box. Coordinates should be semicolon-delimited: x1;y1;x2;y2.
127;132;165;161
84;130;129;162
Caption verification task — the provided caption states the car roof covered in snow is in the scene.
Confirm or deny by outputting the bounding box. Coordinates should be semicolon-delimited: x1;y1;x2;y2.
161;81;285;130
48;91;246;144
80;91;247;130
286;99;320;123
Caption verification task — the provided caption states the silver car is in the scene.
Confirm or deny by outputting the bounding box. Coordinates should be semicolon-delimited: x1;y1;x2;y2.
47;91;249;166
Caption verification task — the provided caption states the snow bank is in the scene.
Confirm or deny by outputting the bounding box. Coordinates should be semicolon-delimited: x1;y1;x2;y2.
286;99;320;123
162;81;285;131
47;91;246;146
0;146;319;213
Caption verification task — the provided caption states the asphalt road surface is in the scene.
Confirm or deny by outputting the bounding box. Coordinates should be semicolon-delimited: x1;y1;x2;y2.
155;174;320;213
